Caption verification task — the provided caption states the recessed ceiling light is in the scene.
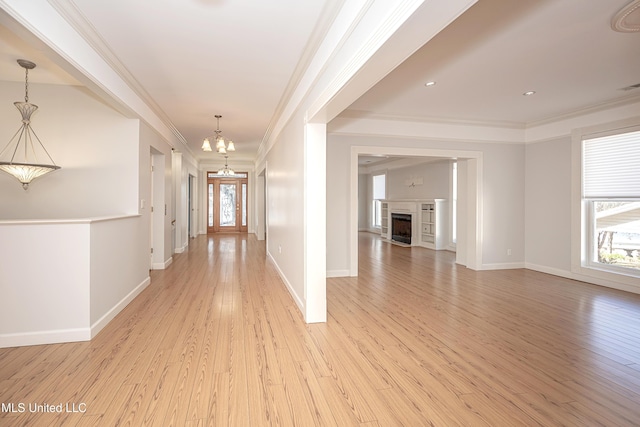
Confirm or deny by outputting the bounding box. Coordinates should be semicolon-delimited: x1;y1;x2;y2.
424;81;436;87
523;90;536;96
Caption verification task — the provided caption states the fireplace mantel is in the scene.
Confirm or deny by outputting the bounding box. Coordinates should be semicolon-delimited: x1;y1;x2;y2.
380;199;447;250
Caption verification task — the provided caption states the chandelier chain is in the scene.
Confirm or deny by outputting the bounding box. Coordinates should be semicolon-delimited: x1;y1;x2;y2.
24;67;29;103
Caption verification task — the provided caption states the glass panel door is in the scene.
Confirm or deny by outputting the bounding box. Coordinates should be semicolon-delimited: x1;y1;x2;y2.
207;173;248;233
219;183;237;227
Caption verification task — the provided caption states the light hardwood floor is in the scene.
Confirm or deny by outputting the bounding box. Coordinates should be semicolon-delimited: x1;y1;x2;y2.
2;232;640;426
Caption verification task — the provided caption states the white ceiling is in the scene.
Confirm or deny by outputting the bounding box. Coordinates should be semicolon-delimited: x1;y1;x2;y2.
1;0;639;164
0;0;341;162
347;0;640;126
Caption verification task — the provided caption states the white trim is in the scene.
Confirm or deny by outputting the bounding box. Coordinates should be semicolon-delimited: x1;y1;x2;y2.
91;276;151;338
526;263;640;295
340;109;525;130
152;256;173;270
0;214;140;226
267;251;305;315
327;269;351;278
303;123;327;323
0;328;90;349
480;262;526;270
570;117;640;291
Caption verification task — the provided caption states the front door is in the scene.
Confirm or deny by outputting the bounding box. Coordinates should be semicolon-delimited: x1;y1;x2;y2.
207;172;248;233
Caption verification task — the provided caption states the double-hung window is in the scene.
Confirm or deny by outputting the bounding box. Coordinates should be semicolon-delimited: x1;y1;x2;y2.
582;128;640;277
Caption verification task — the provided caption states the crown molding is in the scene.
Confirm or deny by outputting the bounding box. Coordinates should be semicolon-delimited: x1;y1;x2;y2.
260;0;347;154
339;91;640;134
46;0;193;155
338;109;526;129
359;156;446;174
525;92;640;129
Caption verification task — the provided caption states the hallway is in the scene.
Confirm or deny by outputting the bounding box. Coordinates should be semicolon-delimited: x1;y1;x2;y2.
1;233;640;425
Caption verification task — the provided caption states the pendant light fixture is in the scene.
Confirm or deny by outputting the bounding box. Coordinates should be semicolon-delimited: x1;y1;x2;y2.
0;59;60;190
202;115;235;154
217;155;235;176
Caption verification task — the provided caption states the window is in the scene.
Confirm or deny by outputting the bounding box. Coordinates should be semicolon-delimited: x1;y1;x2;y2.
582;129;640;276
372;174;386;228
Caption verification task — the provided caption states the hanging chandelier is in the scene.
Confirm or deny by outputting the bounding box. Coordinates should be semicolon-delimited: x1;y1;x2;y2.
0;59;60;190
217;155;235;176
202;114;235;154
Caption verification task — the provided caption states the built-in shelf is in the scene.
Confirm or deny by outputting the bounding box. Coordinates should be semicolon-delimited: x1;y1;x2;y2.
381;202;389;239
380;199;446;249
420;201;448;249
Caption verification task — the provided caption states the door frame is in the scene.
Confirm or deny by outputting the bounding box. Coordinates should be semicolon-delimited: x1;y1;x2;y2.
207;172;248;233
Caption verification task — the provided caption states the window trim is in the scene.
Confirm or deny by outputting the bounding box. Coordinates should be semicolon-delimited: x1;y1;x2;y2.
571;119;640;290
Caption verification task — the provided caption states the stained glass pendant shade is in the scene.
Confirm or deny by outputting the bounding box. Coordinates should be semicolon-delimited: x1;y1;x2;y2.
0;59;60;190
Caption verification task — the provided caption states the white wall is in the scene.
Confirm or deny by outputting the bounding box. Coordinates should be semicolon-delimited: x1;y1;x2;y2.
264;118;306;309
524;136;572;272
89;216;150;331
358;173;369;230
386;160;449;200
0;216;150;348
525;112;640;294
0;82;139;219
0;222;90;344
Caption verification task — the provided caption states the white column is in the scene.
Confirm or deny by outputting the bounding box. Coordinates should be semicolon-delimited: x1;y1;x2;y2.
304;122;327;323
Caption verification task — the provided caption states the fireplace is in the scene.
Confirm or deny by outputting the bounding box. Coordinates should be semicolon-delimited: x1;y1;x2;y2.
391;213;412;244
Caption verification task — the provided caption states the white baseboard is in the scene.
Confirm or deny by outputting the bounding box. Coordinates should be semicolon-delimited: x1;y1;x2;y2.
152;256;173;270
0;328;90;349
91;276;151;338
525;262;640;295
480;262;526;270
327;269;350;278
267;251;305;315
524;263;574;279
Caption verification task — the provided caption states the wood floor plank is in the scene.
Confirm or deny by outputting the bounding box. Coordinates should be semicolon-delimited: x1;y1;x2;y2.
228;294;251;427
141;361;185;427
205;372;231;427
111;348;172;426
293;360;339;427
1;232;640;426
